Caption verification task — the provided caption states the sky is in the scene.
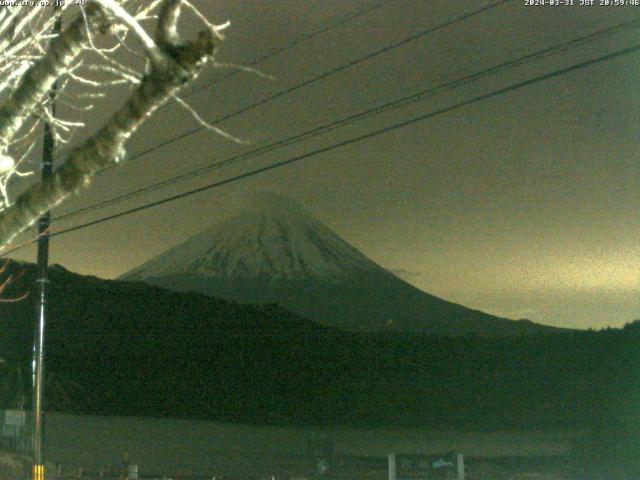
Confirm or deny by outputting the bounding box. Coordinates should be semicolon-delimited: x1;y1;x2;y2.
5;0;639;329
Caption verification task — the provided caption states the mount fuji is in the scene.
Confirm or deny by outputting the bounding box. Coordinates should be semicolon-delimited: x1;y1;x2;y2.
122;192;560;336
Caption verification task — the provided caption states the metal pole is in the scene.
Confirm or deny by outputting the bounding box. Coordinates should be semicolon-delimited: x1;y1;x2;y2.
457;453;465;480
32;6;61;480
388;453;396;480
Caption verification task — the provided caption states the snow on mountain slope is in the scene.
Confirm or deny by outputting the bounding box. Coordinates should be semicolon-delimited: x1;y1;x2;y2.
124;192;382;282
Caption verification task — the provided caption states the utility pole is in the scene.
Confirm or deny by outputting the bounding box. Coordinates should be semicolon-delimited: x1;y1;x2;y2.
32;6;61;480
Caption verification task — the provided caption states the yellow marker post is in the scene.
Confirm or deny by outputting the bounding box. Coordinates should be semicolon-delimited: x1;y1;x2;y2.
32;464;45;480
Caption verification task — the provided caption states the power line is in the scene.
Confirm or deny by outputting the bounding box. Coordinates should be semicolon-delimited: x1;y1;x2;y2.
10;42;634;251
54;17;640;222
51;0;393;164
0;1;513;257
101;0;512;173
57;0;514;218
176;0;394;101
65;0;392;95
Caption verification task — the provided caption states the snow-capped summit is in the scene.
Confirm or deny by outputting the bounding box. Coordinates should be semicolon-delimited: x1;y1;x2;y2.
122;191;560;336
124;191;381;282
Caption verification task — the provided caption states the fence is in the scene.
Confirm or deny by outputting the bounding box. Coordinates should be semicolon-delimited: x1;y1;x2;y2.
43;454;573;480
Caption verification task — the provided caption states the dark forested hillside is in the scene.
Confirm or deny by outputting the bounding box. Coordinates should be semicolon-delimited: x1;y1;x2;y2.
0;261;637;435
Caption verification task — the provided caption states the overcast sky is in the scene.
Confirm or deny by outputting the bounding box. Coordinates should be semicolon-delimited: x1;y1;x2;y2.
7;0;639;329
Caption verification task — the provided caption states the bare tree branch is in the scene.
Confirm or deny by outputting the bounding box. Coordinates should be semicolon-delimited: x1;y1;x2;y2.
0;5;218;247
157;0;183;46
93;0;167;66
0;4;112;149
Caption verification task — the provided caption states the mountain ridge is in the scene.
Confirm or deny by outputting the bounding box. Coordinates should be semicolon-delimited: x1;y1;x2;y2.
122;192;566;336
